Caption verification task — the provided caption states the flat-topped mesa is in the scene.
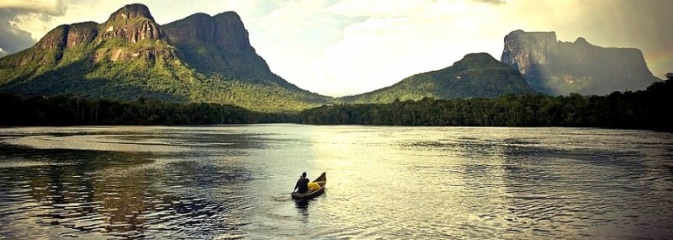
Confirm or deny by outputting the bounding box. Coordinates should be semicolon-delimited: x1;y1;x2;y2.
501;30;557;73
500;29;659;95
99;3;165;43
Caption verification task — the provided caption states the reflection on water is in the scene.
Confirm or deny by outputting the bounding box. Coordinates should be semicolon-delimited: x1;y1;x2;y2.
0;128;255;239
0;125;672;239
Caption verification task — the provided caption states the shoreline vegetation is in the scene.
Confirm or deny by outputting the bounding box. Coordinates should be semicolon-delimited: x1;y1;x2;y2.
1;76;671;132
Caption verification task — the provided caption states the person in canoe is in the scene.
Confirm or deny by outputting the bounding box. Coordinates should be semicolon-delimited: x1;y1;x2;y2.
293;172;310;194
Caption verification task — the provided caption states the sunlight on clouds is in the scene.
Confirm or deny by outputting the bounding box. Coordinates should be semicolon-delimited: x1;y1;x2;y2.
0;0;65;15
148;0;278;24
254;0;517;96
260;0;329;37
307;0;508;96
330;0;429;18
253;0;366;95
11;13;60;41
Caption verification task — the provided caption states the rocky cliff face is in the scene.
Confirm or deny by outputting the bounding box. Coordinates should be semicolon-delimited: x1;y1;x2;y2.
94;4;174;63
10;3;173;67
501;30;660;95
66;22;99;48
99;4;165;43
162;11;291;88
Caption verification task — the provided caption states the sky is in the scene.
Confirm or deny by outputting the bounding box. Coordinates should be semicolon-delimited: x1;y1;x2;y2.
0;0;671;97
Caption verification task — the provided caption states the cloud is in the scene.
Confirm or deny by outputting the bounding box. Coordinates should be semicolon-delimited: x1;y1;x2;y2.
250;0;518;96
0;9;38;56
279;0;510;96
0;0;68;56
0;0;66;16
252;0;366;95
473;0;506;4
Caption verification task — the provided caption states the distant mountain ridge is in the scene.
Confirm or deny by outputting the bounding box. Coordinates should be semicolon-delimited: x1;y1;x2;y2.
501;30;660;95
341;53;534;103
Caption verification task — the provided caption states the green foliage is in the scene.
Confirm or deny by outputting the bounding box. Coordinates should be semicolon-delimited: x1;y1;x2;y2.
299;77;673;132
0;93;277;126
0;35;331;113
341;53;534;104
1;73;671;132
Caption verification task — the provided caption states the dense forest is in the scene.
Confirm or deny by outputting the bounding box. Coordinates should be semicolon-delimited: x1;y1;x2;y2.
1;74;671;132
0;95;271;125
300;74;673;132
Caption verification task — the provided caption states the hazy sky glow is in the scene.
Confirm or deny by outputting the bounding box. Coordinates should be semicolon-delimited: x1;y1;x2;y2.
0;0;671;96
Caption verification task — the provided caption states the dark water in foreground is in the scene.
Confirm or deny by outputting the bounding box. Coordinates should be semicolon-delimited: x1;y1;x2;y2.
0;125;672;239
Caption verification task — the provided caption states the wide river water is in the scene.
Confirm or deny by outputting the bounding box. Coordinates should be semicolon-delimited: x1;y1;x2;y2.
0;125;671;239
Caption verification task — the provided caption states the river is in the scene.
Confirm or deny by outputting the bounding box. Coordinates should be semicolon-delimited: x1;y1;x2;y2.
0;125;672;239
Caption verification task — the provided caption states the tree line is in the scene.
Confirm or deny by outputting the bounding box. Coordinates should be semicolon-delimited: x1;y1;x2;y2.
298;74;673;132
1;74;671;132
0;95;269;126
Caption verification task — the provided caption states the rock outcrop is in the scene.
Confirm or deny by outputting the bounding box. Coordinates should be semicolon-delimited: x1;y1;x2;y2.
163;11;288;86
6;3;174;67
93;4;173;63
99;3;165;43
501;30;660;95
66;22;99;48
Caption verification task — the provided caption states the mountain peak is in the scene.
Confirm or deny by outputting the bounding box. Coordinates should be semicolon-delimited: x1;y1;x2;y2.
163;11;262;77
456;53;500;66
108;3;155;22
99;3;165;43
342;52;532;103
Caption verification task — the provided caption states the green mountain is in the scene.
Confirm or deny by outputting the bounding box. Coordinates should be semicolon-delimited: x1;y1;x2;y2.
341;53;535;103
0;4;329;112
0;4;538;113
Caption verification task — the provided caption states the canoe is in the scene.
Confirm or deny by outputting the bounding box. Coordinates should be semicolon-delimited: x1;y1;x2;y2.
291;172;326;199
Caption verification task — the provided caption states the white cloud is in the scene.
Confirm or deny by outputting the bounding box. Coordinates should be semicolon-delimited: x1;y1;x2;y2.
330;0;429;18
0;0;65;15
291;0;509;96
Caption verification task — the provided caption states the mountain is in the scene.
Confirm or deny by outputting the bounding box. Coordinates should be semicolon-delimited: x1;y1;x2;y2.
501;30;660;96
340;53;535;103
163;12;302;91
4;4;657;113
0;4;329;112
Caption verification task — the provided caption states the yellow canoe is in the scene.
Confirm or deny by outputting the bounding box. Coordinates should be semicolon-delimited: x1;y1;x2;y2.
291;172;326;199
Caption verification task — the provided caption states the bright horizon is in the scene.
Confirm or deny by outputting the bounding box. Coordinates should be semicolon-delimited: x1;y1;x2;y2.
0;0;671;97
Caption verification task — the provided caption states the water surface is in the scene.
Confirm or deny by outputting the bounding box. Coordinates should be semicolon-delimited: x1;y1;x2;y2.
0;125;672;239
